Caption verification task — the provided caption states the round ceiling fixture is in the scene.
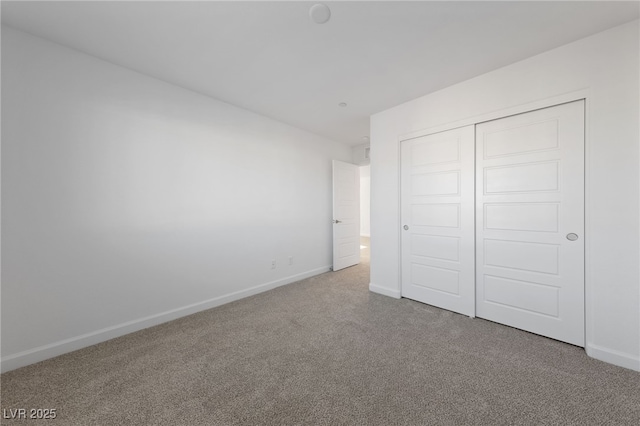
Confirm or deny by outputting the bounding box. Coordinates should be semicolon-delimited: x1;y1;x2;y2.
309;3;331;24
338;102;347;107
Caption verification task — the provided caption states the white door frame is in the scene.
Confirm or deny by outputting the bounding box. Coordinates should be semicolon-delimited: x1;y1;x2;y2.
398;91;590;347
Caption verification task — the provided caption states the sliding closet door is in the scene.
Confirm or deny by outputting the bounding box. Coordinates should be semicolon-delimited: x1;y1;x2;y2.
475;100;585;346
401;126;475;317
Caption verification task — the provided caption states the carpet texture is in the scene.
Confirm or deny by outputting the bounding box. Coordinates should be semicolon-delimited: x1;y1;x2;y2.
2;239;639;425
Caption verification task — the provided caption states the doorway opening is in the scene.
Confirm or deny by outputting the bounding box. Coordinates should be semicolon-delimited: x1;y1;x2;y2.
360;164;371;264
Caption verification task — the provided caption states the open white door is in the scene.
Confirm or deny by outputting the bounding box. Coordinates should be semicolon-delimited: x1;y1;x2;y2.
400;126;475;317
332;160;360;271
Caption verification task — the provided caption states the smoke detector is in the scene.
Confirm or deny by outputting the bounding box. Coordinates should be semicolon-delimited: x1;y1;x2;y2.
309;3;331;24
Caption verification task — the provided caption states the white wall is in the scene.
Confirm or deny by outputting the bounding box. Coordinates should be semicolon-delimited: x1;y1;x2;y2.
370;20;640;371
352;143;370;166
360;165;370;237
1;27;351;372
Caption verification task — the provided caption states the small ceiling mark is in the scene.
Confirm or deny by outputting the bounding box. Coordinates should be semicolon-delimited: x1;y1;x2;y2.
309;3;331;24
338;102;347;107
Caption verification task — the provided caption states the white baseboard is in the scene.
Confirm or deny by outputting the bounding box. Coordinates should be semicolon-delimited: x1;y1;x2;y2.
1;266;331;373
586;343;640;371
369;282;401;299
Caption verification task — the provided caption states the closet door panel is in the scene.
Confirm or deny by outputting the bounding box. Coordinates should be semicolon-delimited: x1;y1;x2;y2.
401;126;475;317
476;100;585;346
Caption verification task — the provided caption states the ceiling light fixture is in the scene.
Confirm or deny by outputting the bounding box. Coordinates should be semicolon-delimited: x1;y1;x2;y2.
309;3;331;24
338;102;347;107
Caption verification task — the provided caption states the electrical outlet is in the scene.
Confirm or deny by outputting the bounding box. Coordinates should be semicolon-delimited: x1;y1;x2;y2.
271;260;276;269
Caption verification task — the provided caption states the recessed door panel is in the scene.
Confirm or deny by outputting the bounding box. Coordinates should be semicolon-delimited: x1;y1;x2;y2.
410;136;460;166
484;118;559;158
412;235;459;262
484;161;559;193
336;222;358;239
411;204;460;228
337;241;358;260
412;171;460;196
484;239;559;275
483;275;560;317
412;264;460;295
485;203;559;232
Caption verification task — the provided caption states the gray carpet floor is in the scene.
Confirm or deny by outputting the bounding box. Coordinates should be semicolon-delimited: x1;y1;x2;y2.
2;238;639;425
